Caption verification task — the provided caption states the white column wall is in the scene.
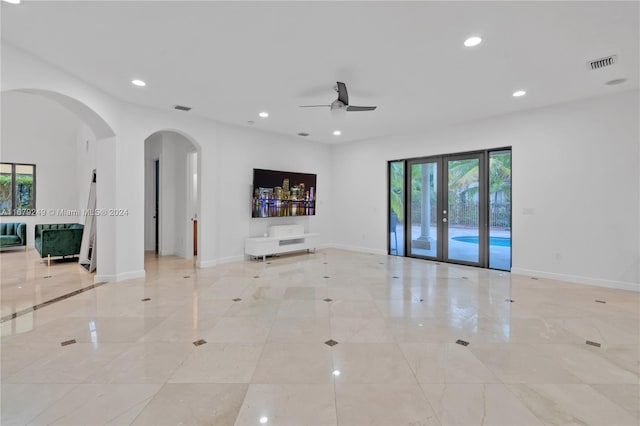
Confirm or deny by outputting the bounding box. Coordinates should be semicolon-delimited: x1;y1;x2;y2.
94;136;117;281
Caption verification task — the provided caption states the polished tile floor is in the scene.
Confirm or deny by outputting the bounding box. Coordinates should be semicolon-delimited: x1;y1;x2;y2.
1;249;638;425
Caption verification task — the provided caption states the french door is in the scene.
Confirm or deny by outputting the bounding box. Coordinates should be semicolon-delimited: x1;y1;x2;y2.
390;149;511;270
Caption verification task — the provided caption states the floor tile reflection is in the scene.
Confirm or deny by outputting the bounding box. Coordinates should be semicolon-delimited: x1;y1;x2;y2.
1;249;638;425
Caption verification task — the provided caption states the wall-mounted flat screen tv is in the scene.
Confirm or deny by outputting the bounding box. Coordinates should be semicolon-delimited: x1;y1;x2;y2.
252;168;316;218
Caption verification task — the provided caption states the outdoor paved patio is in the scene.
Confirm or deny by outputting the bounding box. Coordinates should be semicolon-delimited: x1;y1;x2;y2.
390;224;511;271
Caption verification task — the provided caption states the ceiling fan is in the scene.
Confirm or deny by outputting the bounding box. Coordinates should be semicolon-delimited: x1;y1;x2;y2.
300;82;377;112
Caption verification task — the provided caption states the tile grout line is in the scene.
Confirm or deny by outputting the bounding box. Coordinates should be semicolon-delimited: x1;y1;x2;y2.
0;281;110;323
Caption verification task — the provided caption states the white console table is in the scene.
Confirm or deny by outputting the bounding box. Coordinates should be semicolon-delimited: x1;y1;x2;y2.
245;225;319;261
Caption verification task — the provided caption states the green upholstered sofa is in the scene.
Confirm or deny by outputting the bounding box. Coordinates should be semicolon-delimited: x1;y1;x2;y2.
35;223;84;258
0;222;26;249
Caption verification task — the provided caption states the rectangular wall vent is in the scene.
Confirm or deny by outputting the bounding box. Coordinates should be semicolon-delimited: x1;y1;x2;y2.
174;105;192;111
588;55;617;70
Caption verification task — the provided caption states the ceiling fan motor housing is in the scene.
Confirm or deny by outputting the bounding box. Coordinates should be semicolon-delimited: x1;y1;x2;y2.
330;99;347;111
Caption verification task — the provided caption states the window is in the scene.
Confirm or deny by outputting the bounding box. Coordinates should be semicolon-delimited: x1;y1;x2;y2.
0;163;36;216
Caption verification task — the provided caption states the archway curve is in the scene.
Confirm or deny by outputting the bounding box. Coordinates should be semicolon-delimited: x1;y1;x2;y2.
5;88;116;140
145;128;202;152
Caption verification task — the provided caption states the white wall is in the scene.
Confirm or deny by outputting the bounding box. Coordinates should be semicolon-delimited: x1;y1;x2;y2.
0;91;86;246
215;123;332;263
76;123;98;212
331;91;640;290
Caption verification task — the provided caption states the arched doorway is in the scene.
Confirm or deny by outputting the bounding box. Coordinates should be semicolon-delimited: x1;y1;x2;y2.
1;89;116;279
143;130;200;261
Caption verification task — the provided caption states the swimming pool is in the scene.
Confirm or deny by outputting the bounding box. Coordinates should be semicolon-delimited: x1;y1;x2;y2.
452;236;511;247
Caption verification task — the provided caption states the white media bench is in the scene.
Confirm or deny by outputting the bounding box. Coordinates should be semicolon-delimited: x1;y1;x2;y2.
245;225;319;261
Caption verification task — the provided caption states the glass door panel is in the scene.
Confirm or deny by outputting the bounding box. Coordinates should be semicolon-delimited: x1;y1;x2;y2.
389;161;405;256
489;151;512;270
391;148;509;270
409;160;438;258
445;156;482;265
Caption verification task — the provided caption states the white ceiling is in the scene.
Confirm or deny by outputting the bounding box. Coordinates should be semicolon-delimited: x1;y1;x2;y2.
2;1;638;144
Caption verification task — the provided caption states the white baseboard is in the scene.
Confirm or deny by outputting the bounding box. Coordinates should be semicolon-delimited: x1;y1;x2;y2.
216;255;245;265
94;274;116;283
328;244;388;256
197;258;217;268
196;255;245;268
95;269;145;283
510;267;639;292
117;269;146;282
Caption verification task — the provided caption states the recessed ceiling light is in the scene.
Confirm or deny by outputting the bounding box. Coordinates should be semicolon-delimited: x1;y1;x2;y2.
259;112;269;118
333;130;341;136
131;79;146;87
332;370;341;376
259;416;268;424
605;78;627;86
464;36;482;47
3;0;21;4
512;90;526;97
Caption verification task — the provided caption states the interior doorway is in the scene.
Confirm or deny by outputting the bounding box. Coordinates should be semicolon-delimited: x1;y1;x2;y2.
144;131;199;259
389;148;511;271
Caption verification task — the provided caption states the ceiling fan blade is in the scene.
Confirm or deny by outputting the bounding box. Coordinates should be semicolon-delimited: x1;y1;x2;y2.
347;105;377;112
336;82;349;106
299;105;331;108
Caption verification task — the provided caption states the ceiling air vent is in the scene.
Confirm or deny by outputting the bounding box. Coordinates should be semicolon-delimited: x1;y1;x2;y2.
588;55;617;70
174;105;192;112
297;132;310;137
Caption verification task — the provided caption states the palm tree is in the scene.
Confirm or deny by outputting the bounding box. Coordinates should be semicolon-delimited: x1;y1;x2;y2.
448;159;479;204
447;153;511;201
446;153;511;227
390;162;404;221
489;153;511;203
